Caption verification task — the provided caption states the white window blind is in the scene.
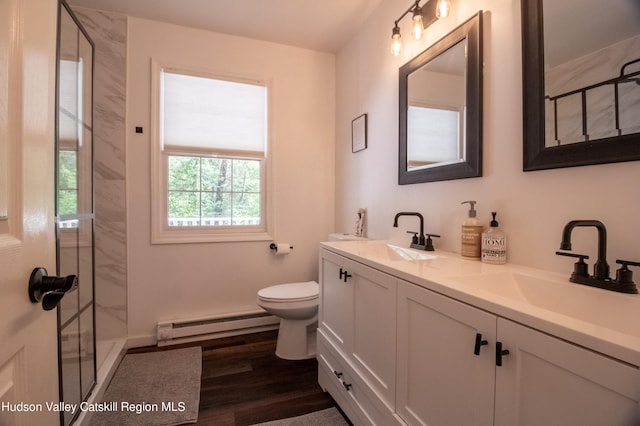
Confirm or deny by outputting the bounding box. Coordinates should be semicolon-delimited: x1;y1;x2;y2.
162;71;267;157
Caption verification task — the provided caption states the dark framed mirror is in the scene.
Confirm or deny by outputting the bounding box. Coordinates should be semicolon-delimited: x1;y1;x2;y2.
522;0;640;171
399;12;483;184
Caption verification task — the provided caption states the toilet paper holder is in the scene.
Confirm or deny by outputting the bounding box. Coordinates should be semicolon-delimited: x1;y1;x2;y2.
270;243;293;252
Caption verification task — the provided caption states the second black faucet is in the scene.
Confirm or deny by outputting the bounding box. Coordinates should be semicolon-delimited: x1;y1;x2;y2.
393;212;440;251
556;220;638;294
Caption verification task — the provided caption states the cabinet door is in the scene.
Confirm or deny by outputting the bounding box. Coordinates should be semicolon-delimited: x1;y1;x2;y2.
495;318;640;426
319;250;353;351
351;262;397;408
397;282;496;425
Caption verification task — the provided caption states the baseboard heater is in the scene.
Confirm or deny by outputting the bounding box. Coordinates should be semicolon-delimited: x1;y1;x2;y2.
157;310;280;347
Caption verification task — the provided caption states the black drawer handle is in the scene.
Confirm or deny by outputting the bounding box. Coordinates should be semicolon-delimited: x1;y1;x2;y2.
342;382;352;391
339;268;352;282
333;370;343;379
496;341;510;366
474;333;488;356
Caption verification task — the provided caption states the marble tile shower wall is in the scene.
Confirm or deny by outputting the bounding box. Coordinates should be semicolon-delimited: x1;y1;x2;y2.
75;8;127;342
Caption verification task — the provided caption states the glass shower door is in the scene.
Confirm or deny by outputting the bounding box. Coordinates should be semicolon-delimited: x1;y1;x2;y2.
56;2;96;425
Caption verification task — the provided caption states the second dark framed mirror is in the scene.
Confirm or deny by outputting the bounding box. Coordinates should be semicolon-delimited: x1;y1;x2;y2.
522;0;640;171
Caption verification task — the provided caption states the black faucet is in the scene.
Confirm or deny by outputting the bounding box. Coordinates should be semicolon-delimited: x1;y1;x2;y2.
556;220;638;294
559;220;609;279
393;212;439;251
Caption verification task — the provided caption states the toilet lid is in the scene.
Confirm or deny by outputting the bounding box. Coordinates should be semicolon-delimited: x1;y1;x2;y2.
258;281;319;302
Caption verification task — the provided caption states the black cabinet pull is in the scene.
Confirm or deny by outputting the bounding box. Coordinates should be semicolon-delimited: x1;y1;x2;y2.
339;268;352;282
474;333;488;356
496;341;510;366
334;369;351;391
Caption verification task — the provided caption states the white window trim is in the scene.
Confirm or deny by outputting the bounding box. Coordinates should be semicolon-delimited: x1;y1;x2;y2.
150;59;274;244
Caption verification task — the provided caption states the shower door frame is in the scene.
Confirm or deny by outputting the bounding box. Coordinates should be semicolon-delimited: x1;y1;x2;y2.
55;1;97;424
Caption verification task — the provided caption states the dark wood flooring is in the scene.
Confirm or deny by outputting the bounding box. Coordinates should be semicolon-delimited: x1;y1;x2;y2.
126;330;343;425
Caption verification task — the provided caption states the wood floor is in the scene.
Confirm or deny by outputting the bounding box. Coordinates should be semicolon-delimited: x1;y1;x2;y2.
126;330;345;426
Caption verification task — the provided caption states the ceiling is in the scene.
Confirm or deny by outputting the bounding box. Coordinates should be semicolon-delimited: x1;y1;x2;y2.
66;0;640;65
66;0;386;53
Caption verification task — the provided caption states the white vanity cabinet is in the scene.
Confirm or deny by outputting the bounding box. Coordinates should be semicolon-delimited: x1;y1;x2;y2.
396;280;640;426
319;245;640;426
318;249;399;425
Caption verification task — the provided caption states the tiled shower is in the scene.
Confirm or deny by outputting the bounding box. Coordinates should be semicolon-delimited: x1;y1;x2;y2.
74;7;128;382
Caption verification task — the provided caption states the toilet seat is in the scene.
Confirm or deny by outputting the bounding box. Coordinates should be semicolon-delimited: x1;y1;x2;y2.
257;281;318;303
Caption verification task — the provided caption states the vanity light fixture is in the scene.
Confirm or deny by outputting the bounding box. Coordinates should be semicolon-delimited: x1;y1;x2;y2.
390;0;452;56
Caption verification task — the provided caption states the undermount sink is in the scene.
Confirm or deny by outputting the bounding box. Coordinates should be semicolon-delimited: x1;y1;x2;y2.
451;271;640;337
387;244;437;261
352;242;439;261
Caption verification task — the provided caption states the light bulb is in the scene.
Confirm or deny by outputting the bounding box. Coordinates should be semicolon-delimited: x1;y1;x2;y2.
412;8;424;40
390;25;402;56
436;0;451;19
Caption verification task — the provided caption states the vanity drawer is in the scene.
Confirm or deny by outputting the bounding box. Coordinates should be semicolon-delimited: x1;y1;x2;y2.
318;330;402;425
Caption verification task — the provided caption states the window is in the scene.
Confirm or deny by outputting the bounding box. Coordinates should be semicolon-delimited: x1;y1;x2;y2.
58;150;78;227
151;63;271;243
58;58;82;230
57;55;94;249
167;156;261;227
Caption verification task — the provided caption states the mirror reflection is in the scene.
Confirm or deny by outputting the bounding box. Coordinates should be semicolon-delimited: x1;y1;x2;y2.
407;39;466;170
542;0;640;147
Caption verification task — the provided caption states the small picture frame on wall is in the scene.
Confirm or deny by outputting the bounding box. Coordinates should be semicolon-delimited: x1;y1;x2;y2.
352;113;367;153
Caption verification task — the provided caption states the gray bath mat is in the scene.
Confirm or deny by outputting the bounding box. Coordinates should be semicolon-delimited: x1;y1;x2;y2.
90;346;202;426
251;407;349;426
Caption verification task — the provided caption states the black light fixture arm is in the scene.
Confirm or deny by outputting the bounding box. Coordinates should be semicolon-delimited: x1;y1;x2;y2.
394;0;421;27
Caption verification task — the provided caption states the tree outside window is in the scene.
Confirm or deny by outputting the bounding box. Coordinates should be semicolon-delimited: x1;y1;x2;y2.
167;156;261;226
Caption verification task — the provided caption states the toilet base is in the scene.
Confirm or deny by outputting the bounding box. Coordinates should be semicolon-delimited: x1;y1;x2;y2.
274;318;318;360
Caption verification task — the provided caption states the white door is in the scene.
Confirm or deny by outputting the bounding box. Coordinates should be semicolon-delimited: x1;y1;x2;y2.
0;0;60;425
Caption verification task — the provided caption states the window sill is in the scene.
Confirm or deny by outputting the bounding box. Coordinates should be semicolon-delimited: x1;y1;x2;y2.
151;228;274;245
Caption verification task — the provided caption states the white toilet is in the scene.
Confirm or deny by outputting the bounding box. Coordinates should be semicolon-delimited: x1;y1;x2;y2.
257;233;366;360
257;281;319;360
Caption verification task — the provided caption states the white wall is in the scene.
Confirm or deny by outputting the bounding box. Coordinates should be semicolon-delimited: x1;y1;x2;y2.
126;18;335;342
335;0;640;273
